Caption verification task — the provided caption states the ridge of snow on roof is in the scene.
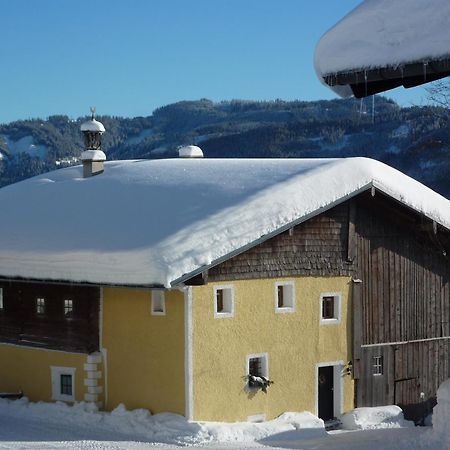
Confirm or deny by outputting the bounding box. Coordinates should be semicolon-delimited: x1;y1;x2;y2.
0;157;448;287
315;0;450;79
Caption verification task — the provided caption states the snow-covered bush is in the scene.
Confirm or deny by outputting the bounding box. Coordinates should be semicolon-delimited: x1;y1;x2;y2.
340;405;413;430
247;375;274;393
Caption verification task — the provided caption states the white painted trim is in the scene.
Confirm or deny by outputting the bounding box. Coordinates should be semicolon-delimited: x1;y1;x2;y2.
151;290;166;316
213;284;235;318
319;292;342;325
0;341;87;355
101;348;108;409
274;281;295;313
246;353;269;378
99;287;104;349
315;360;344;418
51;366;76;402
184;286;193;420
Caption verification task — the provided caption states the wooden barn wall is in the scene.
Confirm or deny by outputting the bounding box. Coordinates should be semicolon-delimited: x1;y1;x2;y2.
0;281;100;353
353;193;450;415
208;203;355;282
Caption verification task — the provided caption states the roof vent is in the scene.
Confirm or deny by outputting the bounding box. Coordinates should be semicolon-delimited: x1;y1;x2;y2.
80;107;106;178
178;145;204;159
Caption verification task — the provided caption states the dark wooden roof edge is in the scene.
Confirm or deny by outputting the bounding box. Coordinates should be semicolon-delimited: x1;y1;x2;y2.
0;276;165;290
176;182;450;287
322;56;450;98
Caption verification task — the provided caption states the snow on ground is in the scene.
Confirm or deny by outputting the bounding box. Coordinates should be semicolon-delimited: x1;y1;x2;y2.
315;0;450;78
0;158;449;287
0;135;47;159
340;405;413;430
0;397;434;450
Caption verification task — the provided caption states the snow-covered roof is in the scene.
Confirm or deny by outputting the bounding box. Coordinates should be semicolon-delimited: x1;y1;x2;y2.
315;0;450;97
81;150;106;161
80;119;105;132
0;158;448;287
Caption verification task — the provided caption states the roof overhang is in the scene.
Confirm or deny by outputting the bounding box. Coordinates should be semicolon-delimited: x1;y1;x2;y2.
323;57;450;98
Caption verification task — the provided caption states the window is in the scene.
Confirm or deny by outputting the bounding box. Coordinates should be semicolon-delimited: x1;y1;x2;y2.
246;353;268;388
60;374;73;395
320;293;341;324
151;290;166;316
51;366;76;402
373;356;383;376
64;299;73;317
0;288;3;311
275;282;295;312
213;285;234;318
36;297;45;315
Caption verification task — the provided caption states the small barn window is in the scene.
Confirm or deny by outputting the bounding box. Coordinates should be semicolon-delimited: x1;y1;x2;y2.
0;288;3;311
64;299;73;317
51;366;76;402
214;286;234;318
151;291;166;316
373;356;383;376
320;293;341;324
60;374;73;396
36;298;46;315
275;282;295;312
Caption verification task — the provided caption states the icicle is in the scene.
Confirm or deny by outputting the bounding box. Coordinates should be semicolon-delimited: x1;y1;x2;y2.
372;95;375;124
423;62;428;83
359;98;364;117
364;70;368;97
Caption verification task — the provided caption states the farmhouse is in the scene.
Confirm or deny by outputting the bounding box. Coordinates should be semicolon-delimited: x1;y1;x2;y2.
0;118;449;423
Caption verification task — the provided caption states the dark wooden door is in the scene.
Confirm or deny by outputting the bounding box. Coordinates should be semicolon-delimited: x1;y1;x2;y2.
318;366;334;420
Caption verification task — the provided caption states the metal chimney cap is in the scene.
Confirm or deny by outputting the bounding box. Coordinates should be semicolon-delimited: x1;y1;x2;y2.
80;118;105;133
178;145;204;158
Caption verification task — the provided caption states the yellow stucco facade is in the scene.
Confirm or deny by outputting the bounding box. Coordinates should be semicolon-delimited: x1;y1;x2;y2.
101;287;185;414
191;276;354;422
0;344;88;403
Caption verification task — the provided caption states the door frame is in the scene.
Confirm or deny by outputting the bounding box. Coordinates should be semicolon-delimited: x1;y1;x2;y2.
315;360;344;419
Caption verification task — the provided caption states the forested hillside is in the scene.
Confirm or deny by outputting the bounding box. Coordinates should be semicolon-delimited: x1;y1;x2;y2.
0;97;449;198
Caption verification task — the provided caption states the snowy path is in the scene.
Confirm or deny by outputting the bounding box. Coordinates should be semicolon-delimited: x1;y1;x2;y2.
0;409;433;450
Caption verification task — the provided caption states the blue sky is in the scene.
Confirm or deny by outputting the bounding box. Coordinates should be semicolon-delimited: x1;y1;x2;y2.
0;0;429;123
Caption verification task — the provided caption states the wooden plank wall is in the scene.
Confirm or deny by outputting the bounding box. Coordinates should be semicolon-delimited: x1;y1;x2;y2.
354;193;450;416
0;281;100;353
208;204;355;282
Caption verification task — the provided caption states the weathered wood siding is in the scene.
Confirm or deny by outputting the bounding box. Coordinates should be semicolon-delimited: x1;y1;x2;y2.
353;192;450;417
208;204;354;282
0;281;100;353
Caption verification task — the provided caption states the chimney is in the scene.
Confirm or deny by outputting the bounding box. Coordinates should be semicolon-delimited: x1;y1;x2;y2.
80;107;106;178
178;145;204;159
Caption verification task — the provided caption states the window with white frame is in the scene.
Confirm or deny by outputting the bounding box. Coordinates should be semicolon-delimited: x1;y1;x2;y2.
373;355;383;376
64;299;73;318
320;293;341;324
246;353;268;389
151;290;166;315
275;282;295;312
51;366;76;402
214;285;234;318
0;288;3;311
36;297;46;315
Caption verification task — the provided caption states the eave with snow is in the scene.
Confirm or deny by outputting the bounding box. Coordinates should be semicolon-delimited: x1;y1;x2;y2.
315;0;450;97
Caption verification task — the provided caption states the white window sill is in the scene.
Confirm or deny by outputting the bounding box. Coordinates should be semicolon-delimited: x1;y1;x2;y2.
275;307;295;314
320;318;340;325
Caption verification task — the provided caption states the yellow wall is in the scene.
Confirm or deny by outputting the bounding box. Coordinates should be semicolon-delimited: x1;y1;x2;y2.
0;345;86;402
102;287;185;414
192;277;354;422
